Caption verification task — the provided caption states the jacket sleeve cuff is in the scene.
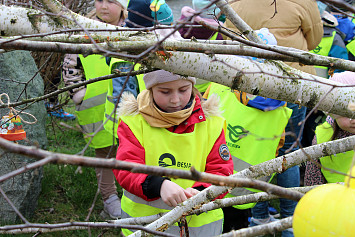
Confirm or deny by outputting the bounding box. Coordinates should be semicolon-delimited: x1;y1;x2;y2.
142;175;170;199
192;185;206;192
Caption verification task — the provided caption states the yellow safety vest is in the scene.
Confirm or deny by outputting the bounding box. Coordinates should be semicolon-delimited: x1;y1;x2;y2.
119;112;226;236
346;39;355;57
316;121;354;183
103;58;145;137
310;30;336;78
209;32;219;40
346;17;355;57
206;83;292;209
76;54;113;148
195;82;211;94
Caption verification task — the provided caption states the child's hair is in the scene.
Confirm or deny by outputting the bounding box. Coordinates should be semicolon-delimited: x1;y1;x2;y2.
193;87;202;101
331;120;341;141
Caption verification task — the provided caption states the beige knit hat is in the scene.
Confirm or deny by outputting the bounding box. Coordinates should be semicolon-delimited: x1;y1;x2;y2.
143;70;196;89
116;0;128;9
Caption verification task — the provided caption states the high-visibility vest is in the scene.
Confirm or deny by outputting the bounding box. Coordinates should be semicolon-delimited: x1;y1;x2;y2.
346;17;355;57
76;54;113;148
346;38;355;58
316;121;354;183
209;32;219;40
103;58;145;137
206;83;292;209
119;112;226;236
195;82;211;93
310;30;336;78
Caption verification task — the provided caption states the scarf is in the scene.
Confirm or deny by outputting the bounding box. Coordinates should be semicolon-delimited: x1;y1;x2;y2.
137;90;195;128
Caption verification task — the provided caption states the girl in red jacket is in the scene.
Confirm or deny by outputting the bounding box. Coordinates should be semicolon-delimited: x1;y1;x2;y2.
113;70;233;236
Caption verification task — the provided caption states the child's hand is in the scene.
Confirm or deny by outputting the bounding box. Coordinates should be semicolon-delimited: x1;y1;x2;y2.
185;187;200;196
160;180;192;207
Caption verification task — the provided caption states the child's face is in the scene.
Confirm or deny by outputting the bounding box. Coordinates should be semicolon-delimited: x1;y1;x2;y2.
336;117;355;134
152;79;193;113
95;0;123;25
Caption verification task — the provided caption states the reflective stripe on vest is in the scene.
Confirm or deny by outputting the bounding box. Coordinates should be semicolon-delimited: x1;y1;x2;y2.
207;83;292;208
310;31;336;78
121;191;223;236
77;54;114;148
316;121;354;183
119;113;225;236
103;58;145;137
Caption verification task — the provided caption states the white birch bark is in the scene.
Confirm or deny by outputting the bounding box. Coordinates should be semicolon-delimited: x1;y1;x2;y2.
0;5;136;38
220;217;293;237
214;0;264;44
145;51;355;118
193;186;318;215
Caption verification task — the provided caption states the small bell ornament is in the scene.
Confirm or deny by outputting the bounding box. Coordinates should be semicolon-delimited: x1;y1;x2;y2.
0;93;36;142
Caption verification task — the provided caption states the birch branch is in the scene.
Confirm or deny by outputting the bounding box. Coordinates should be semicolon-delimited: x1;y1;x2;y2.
214;0;263;44
0;5;144;38
236;135;355;179
0;221;174;236
143;51;355;118
4;36;355;74
221;217;293;237
0;38;294;62
192;186;317;215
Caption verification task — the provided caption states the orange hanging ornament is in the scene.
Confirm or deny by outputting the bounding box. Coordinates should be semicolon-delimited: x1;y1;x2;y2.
0;93;37;141
0;111;26;141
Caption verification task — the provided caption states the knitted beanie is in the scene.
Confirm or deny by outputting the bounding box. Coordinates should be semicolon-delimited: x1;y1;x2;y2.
143;70;196;89
328;71;355;119
117;0;128;9
126;0;174;27
192;0;221;19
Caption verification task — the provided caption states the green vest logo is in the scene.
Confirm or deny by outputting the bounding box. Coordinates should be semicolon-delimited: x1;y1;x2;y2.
227;124;248;143
158;153;192;168
158;153;176;167
312;45;322;54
